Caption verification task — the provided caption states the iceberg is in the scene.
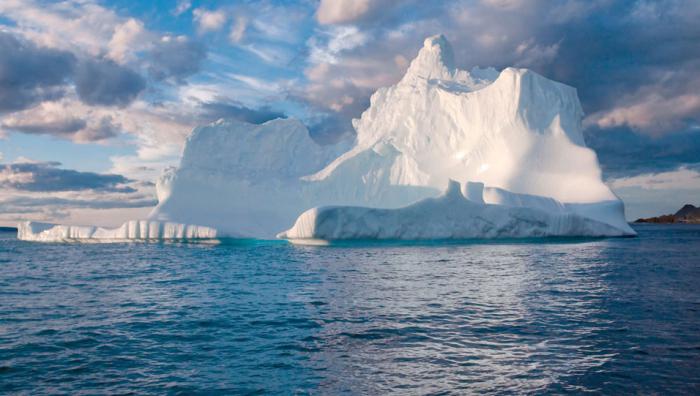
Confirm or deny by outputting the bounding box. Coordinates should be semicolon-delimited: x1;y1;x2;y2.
17;220;219;242
17;35;635;242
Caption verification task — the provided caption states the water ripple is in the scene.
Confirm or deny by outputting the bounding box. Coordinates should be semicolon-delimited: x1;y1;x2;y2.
1;225;700;394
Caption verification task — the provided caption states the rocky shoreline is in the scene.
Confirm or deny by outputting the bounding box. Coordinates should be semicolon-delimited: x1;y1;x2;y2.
635;204;700;224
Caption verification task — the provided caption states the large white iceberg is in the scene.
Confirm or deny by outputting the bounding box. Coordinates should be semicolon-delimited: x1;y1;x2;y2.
18;35;635;242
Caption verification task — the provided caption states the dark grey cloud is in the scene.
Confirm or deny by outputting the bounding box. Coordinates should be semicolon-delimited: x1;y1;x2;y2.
2;114;121;142
0;32;147;111
148;36;207;83
82;116;122;141
306;112;355;144
3;117;86;135
0;162;136;193
199;100;285;124
522;2;700;127
0;32;75;113
0;194;157;223
1;195;157;210
585;126;700;179
74;58;146;107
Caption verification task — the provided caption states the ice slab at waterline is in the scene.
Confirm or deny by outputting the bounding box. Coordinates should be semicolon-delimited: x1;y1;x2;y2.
278;180;631;243
17;221;220;242
17;35;635;243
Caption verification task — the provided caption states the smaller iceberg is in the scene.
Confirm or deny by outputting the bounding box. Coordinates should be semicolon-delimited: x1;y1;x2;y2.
17;220;220;242
278;180;633;242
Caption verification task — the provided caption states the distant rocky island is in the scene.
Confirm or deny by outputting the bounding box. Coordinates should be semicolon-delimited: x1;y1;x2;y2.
635;204;700;224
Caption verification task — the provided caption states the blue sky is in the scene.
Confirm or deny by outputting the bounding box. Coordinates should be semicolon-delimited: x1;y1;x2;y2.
1;0;700;225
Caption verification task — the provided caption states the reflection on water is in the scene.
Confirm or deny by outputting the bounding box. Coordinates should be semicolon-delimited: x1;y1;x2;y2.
1;225;699;394
294;243;616;394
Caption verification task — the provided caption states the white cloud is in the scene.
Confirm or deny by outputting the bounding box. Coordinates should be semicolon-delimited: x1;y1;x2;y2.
227;74;281;93
610;166;700;220
316;0;378;25
514;39;560;68
239;44;290;64
308;26;369;64
107;18;150;64
0;0;125;56
548;0;607;23
193;8;227;33
586;93;700;134
610;166;700;191
1;99;115;143
480;0;526;10
173;0;191;16
229;15;247;43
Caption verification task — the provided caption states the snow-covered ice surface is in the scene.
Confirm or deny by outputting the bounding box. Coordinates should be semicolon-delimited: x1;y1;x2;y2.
148;117;353;238
18;34;635;242
17;221;219;242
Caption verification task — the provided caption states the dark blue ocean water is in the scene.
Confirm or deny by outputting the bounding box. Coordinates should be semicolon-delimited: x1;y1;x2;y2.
1;225;699;395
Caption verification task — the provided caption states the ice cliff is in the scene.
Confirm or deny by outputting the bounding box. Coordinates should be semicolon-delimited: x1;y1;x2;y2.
18;35;635;242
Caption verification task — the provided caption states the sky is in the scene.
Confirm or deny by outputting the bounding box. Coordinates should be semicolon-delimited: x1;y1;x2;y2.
1;0;699;226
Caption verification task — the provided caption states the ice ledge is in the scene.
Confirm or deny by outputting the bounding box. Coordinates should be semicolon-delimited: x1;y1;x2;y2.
277;180;636;242
17;220;220;242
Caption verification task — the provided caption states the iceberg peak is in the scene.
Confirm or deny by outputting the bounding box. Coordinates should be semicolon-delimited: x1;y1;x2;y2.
403;34;456;81
422;34;455;68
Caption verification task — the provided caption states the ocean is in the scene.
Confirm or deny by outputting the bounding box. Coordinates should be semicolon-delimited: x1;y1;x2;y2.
1;225;699;394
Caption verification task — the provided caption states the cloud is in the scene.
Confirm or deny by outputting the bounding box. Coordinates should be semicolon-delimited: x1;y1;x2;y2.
173;0;192;16
107;18;149;64
3;116;86;136
305;112;355;144
0;32;76;113
0;0;115;54
74;58;146;107
198;100;285;124
514;39;561;69
148;35;207;83
584;126;700;178
610;166;700;191
193;8;227;33
308;26;370;64
0;99;125;142
1;195;156;210
586;92;700;134
609;164;700;220
0;193;156;225
0;161;136;193
316;0;387;25
480;0;527;10
229;15;248;43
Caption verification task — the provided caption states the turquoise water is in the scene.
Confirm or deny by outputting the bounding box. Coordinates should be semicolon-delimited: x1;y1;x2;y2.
1;225;699;394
